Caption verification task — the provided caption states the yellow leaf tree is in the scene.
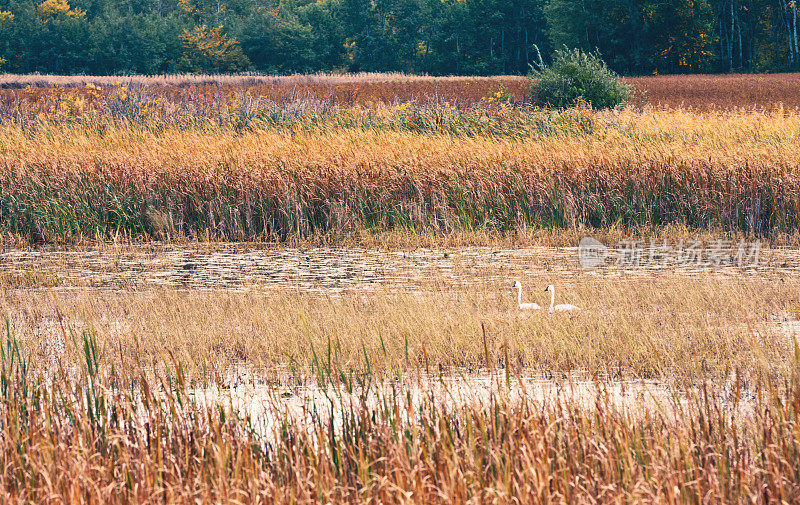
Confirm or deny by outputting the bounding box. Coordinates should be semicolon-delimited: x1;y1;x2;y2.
177;24;250;74
0;11;13;70
36;0;85;20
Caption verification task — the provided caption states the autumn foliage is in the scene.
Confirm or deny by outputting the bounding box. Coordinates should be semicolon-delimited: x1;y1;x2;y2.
177;24;250;74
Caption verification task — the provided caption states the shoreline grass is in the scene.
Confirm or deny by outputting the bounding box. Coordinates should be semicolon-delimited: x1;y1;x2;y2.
6;224;800;251
3;101;800;244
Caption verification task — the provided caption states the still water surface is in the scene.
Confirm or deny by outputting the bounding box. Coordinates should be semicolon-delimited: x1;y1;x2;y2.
3;243;800;292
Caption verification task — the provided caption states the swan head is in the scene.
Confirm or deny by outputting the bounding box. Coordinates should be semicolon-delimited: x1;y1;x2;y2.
512;280;522;289
544;284;554;292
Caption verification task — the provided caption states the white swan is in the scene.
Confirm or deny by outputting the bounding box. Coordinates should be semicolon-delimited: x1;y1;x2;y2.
513;281;541;310
544;284;582;313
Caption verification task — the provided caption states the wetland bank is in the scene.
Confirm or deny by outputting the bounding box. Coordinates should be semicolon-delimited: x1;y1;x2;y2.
4;237;800;502
2;76;800;503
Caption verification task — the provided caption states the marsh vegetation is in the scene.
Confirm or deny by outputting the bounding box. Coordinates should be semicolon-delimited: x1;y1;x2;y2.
2;74;800;502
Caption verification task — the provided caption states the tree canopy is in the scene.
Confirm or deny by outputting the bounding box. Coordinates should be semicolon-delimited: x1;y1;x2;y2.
0;0;797;75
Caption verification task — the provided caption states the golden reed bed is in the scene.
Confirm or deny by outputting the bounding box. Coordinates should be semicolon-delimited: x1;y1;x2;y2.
4;275;796;378
2;101;800;243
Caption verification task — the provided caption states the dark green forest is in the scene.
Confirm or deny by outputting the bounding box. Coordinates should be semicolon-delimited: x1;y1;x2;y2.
0;0;798;76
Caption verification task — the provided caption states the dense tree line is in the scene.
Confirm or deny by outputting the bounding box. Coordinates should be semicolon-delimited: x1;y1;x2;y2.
0;0;798;75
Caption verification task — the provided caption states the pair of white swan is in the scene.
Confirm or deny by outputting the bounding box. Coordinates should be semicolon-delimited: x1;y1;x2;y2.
512;281;582;313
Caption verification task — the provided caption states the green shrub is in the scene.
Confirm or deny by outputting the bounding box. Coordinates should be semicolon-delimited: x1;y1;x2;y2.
529;47;632;109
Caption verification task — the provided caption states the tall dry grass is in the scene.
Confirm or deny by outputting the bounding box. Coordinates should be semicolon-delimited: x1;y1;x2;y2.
5;73;800;502
625;72;800;110
0;72;517;88
0;323;799;503
0;74;532;108
1;93;799;243
3;273;797;379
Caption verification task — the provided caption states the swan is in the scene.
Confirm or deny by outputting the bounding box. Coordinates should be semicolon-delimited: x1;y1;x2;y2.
512;281;541;310
544;284;582;313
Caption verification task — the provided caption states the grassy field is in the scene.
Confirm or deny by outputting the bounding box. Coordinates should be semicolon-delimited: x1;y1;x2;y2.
3;332;800;503
2;274;797;378
2;73;800;502
1;342;799;503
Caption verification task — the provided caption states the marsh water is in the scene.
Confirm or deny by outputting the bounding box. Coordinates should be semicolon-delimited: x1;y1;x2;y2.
3;242;800;292
187;366;760;438
3;242;799;421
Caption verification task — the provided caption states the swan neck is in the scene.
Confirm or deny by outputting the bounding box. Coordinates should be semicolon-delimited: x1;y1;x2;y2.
517;285;522;306
549;288;555;309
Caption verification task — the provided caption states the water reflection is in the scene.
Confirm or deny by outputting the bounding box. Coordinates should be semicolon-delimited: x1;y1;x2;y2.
2;243;800;292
